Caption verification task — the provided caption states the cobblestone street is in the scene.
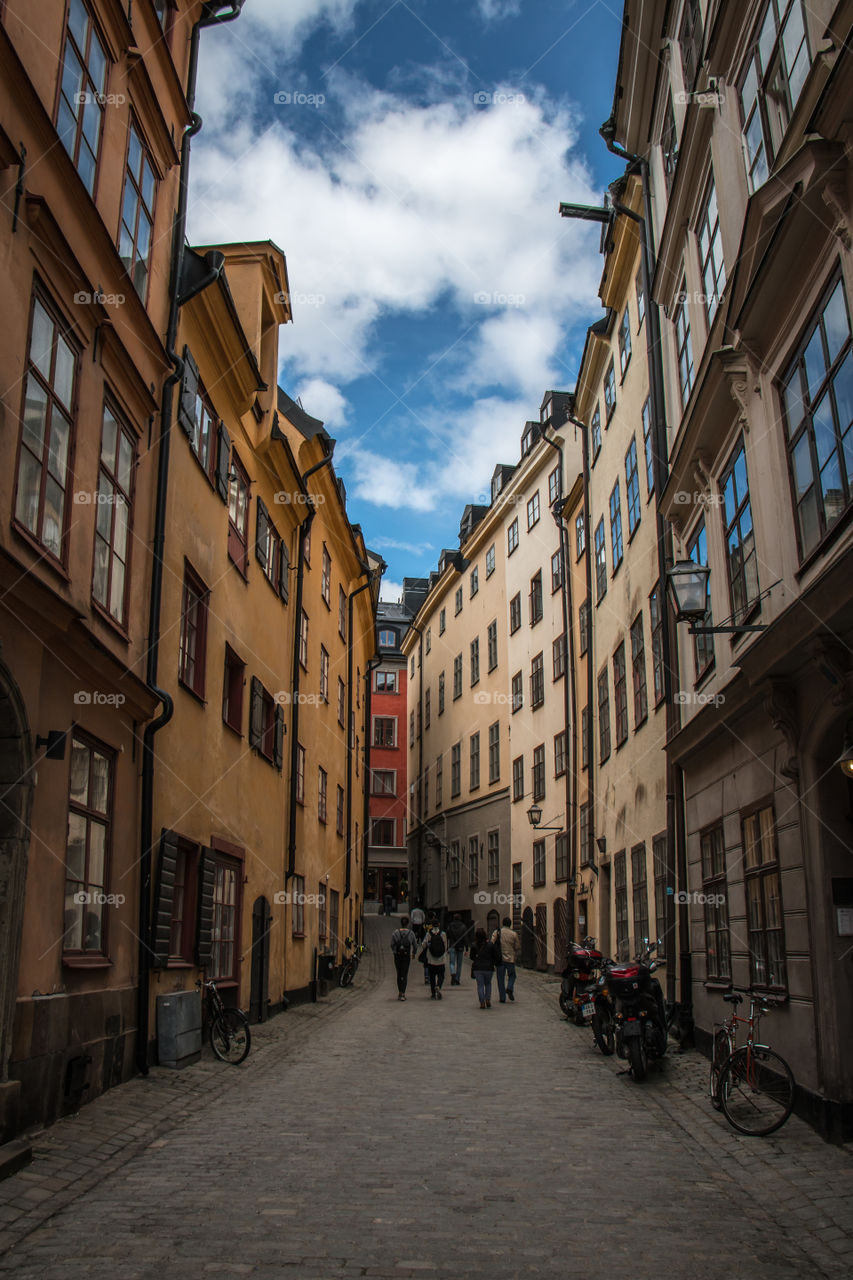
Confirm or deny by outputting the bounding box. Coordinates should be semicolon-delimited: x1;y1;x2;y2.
1;916;852;1280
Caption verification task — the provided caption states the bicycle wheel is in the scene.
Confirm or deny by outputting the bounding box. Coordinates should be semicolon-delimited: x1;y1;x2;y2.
709;1029;731;1111
718;1046;794;1136
339;961;355;988
210;1009;251;1064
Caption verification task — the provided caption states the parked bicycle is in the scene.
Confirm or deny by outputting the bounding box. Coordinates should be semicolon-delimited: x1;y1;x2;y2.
709;989;794;1136
196;978;251;1064
338;936;366;987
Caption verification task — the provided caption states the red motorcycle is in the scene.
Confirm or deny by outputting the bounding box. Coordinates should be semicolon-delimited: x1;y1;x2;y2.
608;939;667;1081
559;937;603;1026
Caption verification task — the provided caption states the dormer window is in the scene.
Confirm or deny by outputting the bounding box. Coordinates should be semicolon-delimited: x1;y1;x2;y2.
541;397;552;424
521;426;535;456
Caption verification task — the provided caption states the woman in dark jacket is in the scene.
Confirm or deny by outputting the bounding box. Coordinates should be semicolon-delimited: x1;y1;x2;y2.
470;927;501;1008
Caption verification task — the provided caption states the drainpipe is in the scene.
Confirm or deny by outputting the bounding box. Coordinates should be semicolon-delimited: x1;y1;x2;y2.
346;562;385;899
541;425;577;957
137;0;244;1078
363;652;382;911
406;619;425;907
601;122;689;1021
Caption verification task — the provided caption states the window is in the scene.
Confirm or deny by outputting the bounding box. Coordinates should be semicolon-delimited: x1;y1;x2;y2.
782;274;852;557
632;844;649;952
425;628;432;655
609;482;624;571
533;840;546;888
613;643;628;747
509;593;521;634
451;744;461;797
575;512;585;558
554;730;566;777
424;689;431;729
435;756;443;807
468;837;479;887
372;770;395;797
318;768;328;823
614;852;629;960
222;645;245;734
661;94;678;195
371;819;396;846
91;402;135;624
636;269;646;329
339;586;347;639
179;565;208;699
373;717;397;748
722;438;759;622
15;292;78;560
484;544;496;579
552;633;566;681
298;610;309;670
409;711;415;747
166;839;198;964
604;359;616;421
551;548;564;593
488;830;500;883
321;545;331;606
555;833;568;882
488;722;500;783
319;646;329;703
548;465;561;507
411;656;415;678
470;638;480;686
701;824;731;980
438;672;445;714
527;491;540;529
642;397;655;498
375;670;398;693
591;404;602;460
487;619;498;671
449;842;460;888
673;281;694;408
532;744;545;802
119;119;157;299
455;585;463;615
178;360;223;488
743;805;787;990
579;598;590;656
337;677;346;727
529;571;543;625
625;438;641;537
291;873;305;937
211;852;242;977
249;678;283;766
512;864;522;930
653;834;668;960
581;707;590;770
649;583;665;705
318;884;327;943
698;174;725;326
630;614;648;728
530;653;545;710
439;607;446;634
579;802;591;868
679;0;702;87
594;520;607;601
227;452;250;574
470;732;480;789
512;754;524;802
511;671;523;714
295;744;305;804
507;518;519;555
470;566;479;598
687;519;715;679
63;734;114;955
57;0;108;195
328;888;340;959
453;654;463;700
336;785;345;835
255;498;280;589
739;0;811;194
619;307;632;376
598;667;611;763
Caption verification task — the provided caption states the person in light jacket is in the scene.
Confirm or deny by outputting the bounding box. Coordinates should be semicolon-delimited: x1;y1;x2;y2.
491;916;521;1003
416;916;448;1000
470;927;502;1009
390;916;418;1001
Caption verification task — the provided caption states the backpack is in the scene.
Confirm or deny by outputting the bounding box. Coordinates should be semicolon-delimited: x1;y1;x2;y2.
391;930;409;956
428;930;444;958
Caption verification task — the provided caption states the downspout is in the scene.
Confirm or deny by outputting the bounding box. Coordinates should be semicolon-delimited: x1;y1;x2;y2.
602;123;688;1021
363;651;382;911
406;619;425;906
346;563;384;899
566;408;595;907
137;0;243;1078
541;426;578;955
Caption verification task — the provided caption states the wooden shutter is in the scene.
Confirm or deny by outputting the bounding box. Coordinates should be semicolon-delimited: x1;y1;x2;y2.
255;497;269;567
195;847;216;968
178;346;199;437
273;705;284;769
215;421;231;501
151;828;180;969
249;675;263;750
278;538;290;603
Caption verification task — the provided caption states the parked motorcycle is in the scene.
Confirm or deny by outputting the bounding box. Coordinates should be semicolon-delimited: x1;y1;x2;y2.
559;938;603;1026
609;938;667;1080
590;960;616;1055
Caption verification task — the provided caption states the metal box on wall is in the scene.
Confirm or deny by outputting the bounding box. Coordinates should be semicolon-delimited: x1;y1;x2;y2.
157;990;202;1068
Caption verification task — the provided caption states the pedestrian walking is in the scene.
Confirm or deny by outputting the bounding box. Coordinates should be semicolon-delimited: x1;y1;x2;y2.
491;916;521;1002
416;915;448;999
409;904;429;984
445;912;468;985
389;916;417;1000
470;927;501;1008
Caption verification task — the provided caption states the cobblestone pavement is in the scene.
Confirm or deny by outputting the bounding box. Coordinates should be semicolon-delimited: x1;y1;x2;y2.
1;916;852;1279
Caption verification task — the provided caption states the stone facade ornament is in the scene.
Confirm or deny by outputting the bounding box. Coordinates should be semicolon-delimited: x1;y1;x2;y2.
762;679;800;781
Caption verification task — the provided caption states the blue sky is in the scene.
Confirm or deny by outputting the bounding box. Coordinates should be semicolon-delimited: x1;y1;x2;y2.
189;0;625;598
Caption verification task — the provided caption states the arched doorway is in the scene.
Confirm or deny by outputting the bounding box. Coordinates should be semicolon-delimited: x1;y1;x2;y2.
249;896;271;1023
0;661;33;1091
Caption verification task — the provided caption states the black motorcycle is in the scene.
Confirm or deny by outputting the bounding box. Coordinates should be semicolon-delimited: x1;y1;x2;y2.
590;960;616;1055
608;939;667;1080
559;938;603;1025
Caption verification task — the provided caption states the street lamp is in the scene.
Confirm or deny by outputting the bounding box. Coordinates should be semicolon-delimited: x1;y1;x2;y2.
667;560;766;635
837;720;853;779
526;805;563;832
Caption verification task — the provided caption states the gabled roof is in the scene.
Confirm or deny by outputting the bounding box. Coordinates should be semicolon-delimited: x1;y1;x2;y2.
276;385;329;443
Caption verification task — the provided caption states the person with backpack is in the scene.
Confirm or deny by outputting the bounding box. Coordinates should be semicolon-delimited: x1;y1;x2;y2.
491;915;521;1002
389;916;418;1000
445;912;468;985
470;927;502;1009
409;904;429;985
416;915;448;999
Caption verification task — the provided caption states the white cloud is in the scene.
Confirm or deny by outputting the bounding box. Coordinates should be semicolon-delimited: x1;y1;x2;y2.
335;444;435;511
379;578;403;603
372;536;436;555
293;378;350;429
477;0;521;20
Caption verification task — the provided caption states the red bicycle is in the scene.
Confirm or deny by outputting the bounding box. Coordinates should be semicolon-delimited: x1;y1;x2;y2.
709;990;794;1136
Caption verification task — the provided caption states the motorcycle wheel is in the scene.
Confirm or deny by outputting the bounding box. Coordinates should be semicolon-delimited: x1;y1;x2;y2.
558;992;571;1018
592;1007;615;1055
627;1037;647;1081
